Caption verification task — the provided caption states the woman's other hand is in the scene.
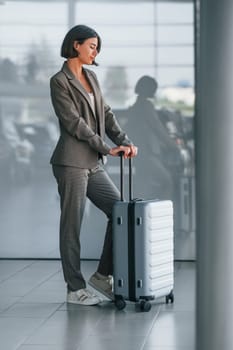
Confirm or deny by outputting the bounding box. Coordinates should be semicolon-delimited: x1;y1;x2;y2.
128;145;138;158
109;145;138;159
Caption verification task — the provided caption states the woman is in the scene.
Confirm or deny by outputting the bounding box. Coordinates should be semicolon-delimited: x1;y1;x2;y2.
50;24;137;306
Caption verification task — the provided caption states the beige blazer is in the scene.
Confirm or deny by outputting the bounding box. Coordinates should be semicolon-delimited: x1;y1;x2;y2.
50;62;131;168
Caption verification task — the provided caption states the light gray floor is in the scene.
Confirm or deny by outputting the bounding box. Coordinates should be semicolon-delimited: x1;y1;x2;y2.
0;260;195;350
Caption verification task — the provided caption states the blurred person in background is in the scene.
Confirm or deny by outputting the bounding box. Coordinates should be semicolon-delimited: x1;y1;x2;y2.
124;75;181;200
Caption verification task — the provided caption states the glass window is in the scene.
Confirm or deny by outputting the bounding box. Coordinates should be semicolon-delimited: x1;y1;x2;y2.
0;0;195;260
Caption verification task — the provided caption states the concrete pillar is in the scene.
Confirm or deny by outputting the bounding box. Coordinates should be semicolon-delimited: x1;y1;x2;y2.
196;0;233;349
68;0;76;28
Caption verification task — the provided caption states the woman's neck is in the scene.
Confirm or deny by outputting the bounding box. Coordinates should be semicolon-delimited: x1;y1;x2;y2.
67;58;83;79
66;58;92;93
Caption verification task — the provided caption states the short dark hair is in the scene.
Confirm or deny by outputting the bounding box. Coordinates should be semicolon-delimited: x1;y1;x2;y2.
135;76;158;98
61;24;101;65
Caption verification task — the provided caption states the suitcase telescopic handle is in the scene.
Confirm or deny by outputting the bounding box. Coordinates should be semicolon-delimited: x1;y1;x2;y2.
119;151;133;202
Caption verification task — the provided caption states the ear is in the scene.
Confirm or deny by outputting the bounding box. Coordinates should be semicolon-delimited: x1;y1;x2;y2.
73;41;80;52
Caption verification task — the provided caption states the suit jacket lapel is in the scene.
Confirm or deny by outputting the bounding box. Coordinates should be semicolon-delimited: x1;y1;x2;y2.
84;69;102;121
61;62;96;118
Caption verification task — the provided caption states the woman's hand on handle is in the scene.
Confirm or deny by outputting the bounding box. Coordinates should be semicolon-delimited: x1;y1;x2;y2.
109;145;138;159
128;145;138;158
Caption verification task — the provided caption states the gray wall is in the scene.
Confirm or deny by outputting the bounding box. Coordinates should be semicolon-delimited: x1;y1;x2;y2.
196;0;233;348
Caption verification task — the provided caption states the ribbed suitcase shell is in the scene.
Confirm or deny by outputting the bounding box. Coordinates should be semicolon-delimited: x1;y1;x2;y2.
113;199;174;302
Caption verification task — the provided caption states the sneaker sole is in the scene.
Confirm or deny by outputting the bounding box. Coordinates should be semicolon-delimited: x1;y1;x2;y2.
67;298;101;306
88;280;115;300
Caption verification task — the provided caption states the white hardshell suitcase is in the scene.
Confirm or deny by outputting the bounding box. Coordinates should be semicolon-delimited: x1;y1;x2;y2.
113;155;174;311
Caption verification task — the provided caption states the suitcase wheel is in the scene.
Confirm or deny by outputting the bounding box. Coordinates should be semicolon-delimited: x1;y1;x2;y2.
165;290;174;304
140;300;151;312
115;297;126;311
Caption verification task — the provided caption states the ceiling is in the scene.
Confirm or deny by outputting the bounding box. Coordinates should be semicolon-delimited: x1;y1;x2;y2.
2;0;192;3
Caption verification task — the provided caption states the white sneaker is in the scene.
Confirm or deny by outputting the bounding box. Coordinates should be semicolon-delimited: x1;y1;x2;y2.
67;288;102;305
88;272;114;300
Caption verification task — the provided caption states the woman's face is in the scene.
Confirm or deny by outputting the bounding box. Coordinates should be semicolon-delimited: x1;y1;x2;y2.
74;37;98;65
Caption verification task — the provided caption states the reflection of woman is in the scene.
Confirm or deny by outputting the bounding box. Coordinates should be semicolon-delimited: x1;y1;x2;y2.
125;75;178;200
50;25;137;306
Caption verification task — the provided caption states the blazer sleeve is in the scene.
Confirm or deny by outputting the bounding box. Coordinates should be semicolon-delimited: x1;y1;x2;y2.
50;76;111;155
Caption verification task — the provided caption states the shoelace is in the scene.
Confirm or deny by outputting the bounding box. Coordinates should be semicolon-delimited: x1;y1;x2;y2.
83;288;96;297
77;289;97;301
